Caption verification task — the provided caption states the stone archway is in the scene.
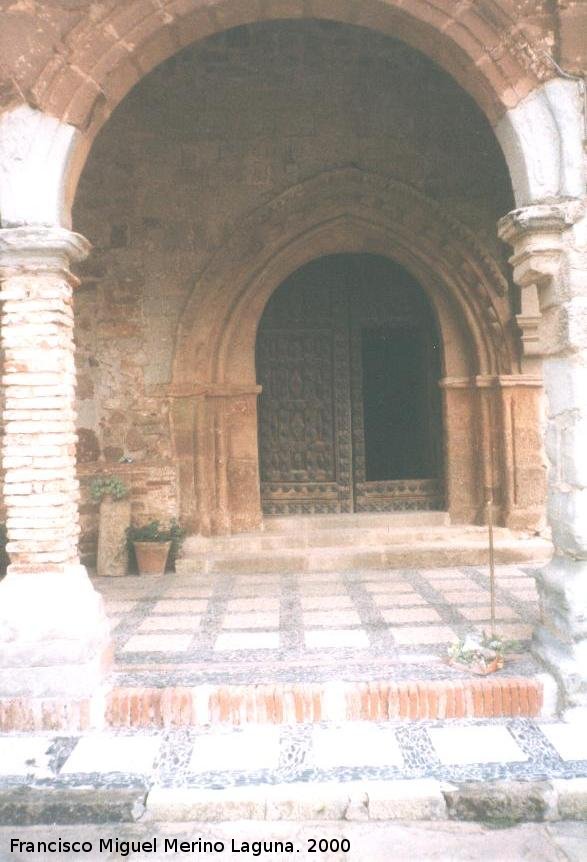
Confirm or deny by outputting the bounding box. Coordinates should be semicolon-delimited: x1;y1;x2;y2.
169;168;545;536
1;0;582;231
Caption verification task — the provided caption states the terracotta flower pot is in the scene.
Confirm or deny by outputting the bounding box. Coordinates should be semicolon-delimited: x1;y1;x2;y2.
133;540;171;576
447;656;504;676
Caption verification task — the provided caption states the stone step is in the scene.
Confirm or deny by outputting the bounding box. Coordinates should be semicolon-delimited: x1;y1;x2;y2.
263;511;451;532
177;535;551;575
183;525;538;554
2;720;586;827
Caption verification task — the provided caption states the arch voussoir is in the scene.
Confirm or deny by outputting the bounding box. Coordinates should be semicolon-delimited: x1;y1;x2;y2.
28;0;548;140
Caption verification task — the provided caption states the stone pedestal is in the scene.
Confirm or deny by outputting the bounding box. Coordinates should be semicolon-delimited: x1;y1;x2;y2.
500;202;587;712
97;497;131;577
0;227;111;727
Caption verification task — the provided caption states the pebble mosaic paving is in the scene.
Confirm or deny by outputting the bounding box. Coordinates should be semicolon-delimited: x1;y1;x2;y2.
1;718;587;792
95;565;543;687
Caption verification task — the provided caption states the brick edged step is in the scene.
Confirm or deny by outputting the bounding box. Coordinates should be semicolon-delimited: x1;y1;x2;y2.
104;676;546;728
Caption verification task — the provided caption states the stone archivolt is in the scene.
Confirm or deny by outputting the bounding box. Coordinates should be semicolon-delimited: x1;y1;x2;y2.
169;168;545;537
173;168;513;389
18;0;552;138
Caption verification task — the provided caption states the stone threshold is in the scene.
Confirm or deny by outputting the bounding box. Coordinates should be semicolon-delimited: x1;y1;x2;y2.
1;778;586;826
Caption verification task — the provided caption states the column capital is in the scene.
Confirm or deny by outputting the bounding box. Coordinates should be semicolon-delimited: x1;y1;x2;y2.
498;200;584;291
0;226;91;273
498;200;585;366
498;200;584;250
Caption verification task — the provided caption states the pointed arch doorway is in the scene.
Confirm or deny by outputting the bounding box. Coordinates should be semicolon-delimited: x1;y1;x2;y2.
256;253;444;515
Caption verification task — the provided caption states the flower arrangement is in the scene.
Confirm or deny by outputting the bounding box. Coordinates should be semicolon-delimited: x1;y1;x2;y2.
447;630;507;675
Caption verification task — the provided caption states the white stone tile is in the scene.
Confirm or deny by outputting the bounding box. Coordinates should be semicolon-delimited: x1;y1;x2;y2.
226;598;280;612
189;727;280;772
459;605;520;621
389;625;456;645
214;632;280;651
121;633;192;652
230;585;282;597
437;591;488;604
164;588;214;599
428;726;528;765
61;735;160;775
540;723;587;761
373;593;428;607
299;584;348;595
153;599;209;614
310;725;403;768
137;615;201;632
234;575;282;585
365;583;417;594
301;594;354;609
303;609;361;627
381;607;442;623
424;578;472;588
419;568;465;579
0;737;52;776
498;578;537;589
303;573;347;583
109;616;121;630
222;612;279;629
305;629;369;649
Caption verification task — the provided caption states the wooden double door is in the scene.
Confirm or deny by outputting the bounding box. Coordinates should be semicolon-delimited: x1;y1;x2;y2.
256;254;444;515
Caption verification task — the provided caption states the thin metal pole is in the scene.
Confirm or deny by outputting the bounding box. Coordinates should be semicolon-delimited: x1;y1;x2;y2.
487;497;496;637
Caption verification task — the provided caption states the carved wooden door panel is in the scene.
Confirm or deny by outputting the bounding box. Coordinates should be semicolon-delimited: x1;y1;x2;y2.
257;254;444;515
256;257;353;514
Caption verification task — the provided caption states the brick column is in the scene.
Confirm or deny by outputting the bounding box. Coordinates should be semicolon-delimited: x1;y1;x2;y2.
499;202;587;716
0;227;110;725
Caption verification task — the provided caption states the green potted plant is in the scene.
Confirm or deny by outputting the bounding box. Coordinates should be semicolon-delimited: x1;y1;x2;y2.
126;519;185;576
91;476;130;577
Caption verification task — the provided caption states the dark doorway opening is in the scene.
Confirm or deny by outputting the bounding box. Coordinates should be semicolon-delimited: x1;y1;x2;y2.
362;326;436;481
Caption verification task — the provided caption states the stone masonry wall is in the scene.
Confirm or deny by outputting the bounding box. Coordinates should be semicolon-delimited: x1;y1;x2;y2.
71;21;515;563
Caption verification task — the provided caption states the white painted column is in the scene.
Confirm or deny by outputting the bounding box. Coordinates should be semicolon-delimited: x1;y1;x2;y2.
0;227;110;716
500;202;587;714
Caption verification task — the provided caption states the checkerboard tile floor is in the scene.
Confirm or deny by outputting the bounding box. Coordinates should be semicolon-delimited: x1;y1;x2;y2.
95;565;541;687
1;717;586;788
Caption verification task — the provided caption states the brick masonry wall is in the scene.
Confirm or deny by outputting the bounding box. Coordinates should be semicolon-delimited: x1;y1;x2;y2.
72;21;515;561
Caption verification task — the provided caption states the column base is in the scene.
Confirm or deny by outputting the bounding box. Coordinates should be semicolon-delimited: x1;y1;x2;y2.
531;556;587;712
0;566;112;701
